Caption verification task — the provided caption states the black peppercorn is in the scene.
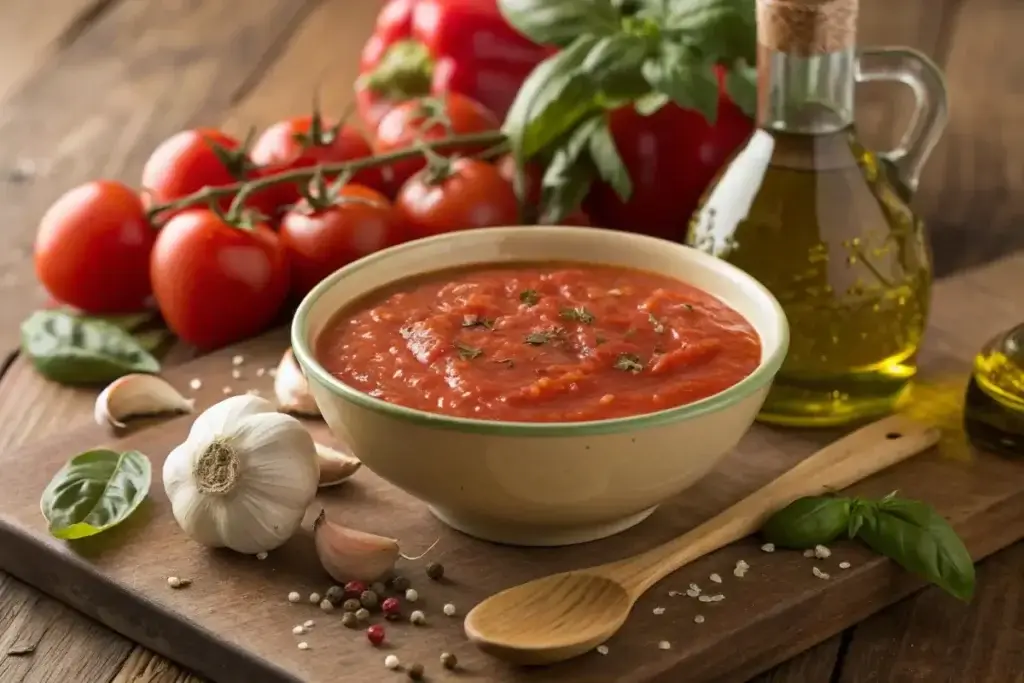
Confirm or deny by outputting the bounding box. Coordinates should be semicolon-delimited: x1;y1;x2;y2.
425;562;444;581
360;590;379;609
342;598;361;613
440;652;458;670
407;663;425;680
388;575;411;592
325;585;345;605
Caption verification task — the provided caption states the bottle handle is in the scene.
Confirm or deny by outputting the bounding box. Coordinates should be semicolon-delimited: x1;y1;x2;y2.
855;47;950;195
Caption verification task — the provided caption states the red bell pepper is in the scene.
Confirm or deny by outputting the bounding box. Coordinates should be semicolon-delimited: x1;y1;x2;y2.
355;0;550;131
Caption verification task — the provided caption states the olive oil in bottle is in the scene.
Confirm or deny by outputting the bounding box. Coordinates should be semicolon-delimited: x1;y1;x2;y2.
686;0;948;427
964;324;1024;457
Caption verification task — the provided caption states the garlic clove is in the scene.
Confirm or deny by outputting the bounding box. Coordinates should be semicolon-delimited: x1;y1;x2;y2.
274;348;321;418
313;510;400;583
315;442;362;487
95;374;195;429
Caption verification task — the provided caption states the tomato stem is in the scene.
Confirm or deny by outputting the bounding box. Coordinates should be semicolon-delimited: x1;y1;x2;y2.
146;130;507;222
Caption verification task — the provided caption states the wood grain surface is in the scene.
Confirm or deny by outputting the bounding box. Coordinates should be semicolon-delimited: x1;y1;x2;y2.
0;0;1021;681
1;253;1023;683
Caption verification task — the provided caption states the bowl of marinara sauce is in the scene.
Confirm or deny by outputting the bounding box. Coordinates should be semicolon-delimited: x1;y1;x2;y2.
291;226;789;546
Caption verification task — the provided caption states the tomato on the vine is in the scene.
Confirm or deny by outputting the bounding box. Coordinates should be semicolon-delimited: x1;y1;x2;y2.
34;180;156;314
250;115;389;203
395;158;519;239
374;93;500;193
150;209;290;350
279;184;405;297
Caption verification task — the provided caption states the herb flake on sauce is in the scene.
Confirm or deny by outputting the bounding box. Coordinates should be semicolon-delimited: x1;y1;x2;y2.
493;358;515;368
648;313;665;333
455;342;483;360
462;315;494;330
560;306;595;324
614;353;644;373
524;328;562;346
519;289;540;306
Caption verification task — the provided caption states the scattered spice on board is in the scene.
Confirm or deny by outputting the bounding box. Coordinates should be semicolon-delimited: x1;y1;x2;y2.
341;612;358;629
256;551;268;561
761;542;776;553
812;567;831;580
440;652;458;670
709;573;722;583
410;610;427;625
694;615;705;624
297;642;310;651
355;608;371;622
166;576;191;589
814;544;832;559
343;598;361;612
596;645;610;655
308;592;321;604
652;606;666;615
407;663;425;680
839;561;852;569
367;624;386;646
189;378;202;390
426;562;445;580
232;355;244;366
319;599;334;612
443;603;457;616
658;640;672;650
360;590;379;609
288;591;301;603
385;654;401;670
303;620;314;628
292;625;305;635
405;588;419;602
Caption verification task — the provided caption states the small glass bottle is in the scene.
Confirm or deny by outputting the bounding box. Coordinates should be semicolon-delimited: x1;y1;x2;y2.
964;324;1024;457
686;0;949;427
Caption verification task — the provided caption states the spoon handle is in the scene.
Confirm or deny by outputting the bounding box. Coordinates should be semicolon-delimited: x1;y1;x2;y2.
606;415;941;595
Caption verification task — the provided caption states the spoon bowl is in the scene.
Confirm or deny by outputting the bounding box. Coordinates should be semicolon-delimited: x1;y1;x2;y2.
464;571;632;665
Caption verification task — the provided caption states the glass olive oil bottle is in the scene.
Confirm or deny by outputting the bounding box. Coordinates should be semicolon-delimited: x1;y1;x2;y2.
964;324;1024;457
686;0;948;426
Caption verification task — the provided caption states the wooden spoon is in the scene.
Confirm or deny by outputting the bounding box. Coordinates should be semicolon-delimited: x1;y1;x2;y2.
463;414;941;666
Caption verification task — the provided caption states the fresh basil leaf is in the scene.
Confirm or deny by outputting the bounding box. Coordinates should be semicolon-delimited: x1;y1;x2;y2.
855;498;975;602
21;310;161;385
635;91;671;116
54;308;157;333
503;35;602;162
498;0;622;47
540;160;596;224
725;60;758;118
642;42;720;122
760;495;852;549
133;327;173;354
588;117;632;200
847;499;871;538
40;449;152;540
582;33;654;94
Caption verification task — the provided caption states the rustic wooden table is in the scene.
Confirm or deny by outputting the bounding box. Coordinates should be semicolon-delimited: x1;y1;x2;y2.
0;0;1021;681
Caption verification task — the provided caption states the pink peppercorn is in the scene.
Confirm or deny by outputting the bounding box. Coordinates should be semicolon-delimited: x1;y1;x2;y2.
344;581;368;599
366;624;386;646
381;596;401;619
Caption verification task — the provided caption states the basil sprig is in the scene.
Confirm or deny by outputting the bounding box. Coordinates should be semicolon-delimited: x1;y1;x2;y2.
21;309;162;385
761;492;976;602
40;449;152;540
498;0;757;222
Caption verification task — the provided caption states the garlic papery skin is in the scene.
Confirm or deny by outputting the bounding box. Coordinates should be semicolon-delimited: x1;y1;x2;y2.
95;374;194;429
162;394;319;554
274;348;322;417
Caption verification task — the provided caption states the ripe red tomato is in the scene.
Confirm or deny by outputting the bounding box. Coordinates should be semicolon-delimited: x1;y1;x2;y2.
250;117;389;204
141;129;245;212
34;181;155;314
585;94;753;241
374;93;500;193
395;158;519;239
150;209;289;350
279;185;405;297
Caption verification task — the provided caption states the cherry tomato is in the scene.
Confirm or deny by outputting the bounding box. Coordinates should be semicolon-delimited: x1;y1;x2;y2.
374;93;500;193
141;129;245;213
584;86;753;241
34;181;155;314
250;116;389;204
395;158;519;239
150;209;289;350
279;184;405;297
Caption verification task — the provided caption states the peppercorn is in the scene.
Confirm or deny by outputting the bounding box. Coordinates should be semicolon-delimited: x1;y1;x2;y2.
381;596;401;620
342;598;361;613
325;585;345;605
440;652;458;670
367;624;386;646
425;562;444;581
355;608;370;622
388;575;411;593
410;609;426;625
360;590;379;609
407;663;425;680
344;580;368;598
370;581;387;596
341;612;358;629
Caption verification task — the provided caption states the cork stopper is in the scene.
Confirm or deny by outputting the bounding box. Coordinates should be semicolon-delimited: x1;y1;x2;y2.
757;0;858;56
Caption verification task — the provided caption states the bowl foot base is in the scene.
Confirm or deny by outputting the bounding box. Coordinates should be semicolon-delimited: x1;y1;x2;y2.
427;505;658;547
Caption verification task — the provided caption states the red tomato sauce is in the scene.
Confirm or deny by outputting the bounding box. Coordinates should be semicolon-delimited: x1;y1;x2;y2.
316;263;761;423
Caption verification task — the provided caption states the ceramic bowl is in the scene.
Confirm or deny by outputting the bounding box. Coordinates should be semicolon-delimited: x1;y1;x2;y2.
292;226;789;547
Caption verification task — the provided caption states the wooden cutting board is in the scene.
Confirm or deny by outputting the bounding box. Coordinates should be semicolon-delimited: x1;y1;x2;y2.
1;254;1022;683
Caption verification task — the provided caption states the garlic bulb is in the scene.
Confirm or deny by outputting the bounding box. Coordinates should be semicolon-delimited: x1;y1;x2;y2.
163;394;319;554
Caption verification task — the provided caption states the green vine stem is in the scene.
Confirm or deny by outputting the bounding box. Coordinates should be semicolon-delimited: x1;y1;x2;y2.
146;129;508;221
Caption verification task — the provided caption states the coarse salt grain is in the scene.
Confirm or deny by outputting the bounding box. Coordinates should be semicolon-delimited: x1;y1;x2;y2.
698;595;713;603
694;615;705;624
761;543;775;553
189;378;202;390
652;607;666;615
814;544;832;559
668;590;683;597
736;560;749;570
803;549;816;558
292;625;305;635
385;654;400;669
443;603;457;617
303;619;315;628
222;386;232;395
658;640;671;650
256;368;266;377
709;594;725;602
709;573;722;583
166;576;181;588
686;588;700;598
256;551;268;561
288;591;301;603
812;566;830;580
689;583;700;593
733;567;747;578
232;355;244;366
596;645;609;655
839;561;851;570
309;593;321;604
405;588;419;602
231;369;242;380
320;600;334;612
297;642;309;651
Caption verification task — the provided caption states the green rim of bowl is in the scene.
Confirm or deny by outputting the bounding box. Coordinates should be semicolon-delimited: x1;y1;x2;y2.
291;227;790;438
